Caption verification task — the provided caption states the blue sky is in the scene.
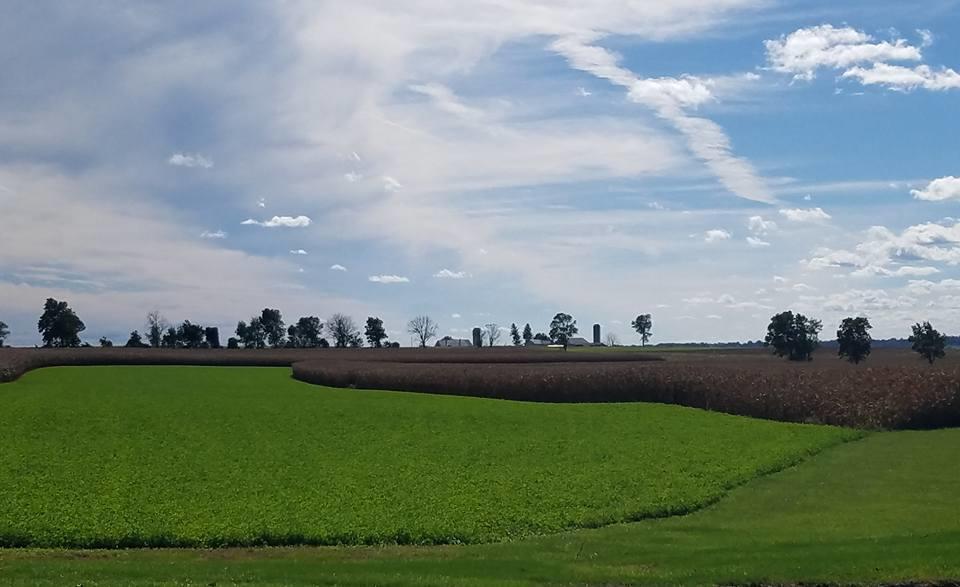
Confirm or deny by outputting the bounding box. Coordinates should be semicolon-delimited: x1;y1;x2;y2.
2;0;959;346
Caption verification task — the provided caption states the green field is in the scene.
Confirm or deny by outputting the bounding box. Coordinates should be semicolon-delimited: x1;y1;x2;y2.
0;366;856;548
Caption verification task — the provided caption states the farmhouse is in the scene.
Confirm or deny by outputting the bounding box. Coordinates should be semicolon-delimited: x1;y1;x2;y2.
436;336;473;348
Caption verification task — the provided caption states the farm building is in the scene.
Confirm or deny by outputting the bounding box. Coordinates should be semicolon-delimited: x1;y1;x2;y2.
436;336;474;348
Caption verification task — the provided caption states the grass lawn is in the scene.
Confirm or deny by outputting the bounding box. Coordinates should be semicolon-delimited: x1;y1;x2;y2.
0;366;855;549
2;430;958;585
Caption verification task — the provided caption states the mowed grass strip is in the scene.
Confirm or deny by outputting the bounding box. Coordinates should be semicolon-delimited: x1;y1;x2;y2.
0;366;858;548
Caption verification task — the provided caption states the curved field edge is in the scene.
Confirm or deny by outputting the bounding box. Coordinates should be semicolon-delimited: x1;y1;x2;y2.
1;430;957;586
0;366;860;549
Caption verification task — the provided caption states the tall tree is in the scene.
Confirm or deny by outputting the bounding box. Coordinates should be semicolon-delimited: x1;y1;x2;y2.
260;308;285;348
364;317;387;348
837;317;872;364
177;321;205;348
236;317;266;349
287;316;323;348
909;321;947;364
161;327;180;348
764;311;822;361
605;333;620;347
631;314;653;346
327;313;360;348
522;323;533;344
37;298;86;348
510;323;522;346
146;310;168;348
0;320;8;347
125;330;147;348
484;323;502;347
408;315;438;348
549;313;578;350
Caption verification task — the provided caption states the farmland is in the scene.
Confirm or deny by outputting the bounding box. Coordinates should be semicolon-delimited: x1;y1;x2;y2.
0;366;856;548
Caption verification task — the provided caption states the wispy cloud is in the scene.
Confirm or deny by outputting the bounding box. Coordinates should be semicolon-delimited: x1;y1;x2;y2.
704;229;732;243
369;274;410;284
289;249;308;255
241;215;312;228
330;264;347;272
780;207;831;222
434;269;469;279
168;152;214;169
200;230;227;239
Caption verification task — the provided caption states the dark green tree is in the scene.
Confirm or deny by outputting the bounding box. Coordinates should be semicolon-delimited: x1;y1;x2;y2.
764;311;822;361
522;323;533;344
365;316;387;348
909;321;947;364
37;298;86;348
236;317;266;349
837;317;872;364
510;323;522;346
549;313;578;350
161;327;179;348
125;330;147;348
287;316;323;348
260;308;285;348
227;337;240;349
0;320;8;347
631;314;653;346
99;336;113;347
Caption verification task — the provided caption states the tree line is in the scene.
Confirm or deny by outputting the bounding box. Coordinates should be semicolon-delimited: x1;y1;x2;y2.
0;298;949;364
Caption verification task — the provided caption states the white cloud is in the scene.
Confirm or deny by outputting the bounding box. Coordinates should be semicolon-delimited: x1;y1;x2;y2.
369;274;410;284
704;229;732;243
576;87;592;97
200;230;227;239
912;176;960;201
792;283;815;291
383;176;403;192
168;152;214;169
842;63;960;91
747;215;777;235
290;249;308;255
344;172;362;183
241;215;313;228
779;207;831;222
746;236;770;248
330;264;347;272
451;313;461;319
434;269;469;279
257;198;266;208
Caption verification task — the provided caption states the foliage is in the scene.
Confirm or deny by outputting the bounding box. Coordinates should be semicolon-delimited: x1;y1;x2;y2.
910;321;947;364
125;331;148;348
98;337;113;348
764;311;822;361
177;321;205;348
145;311;167;348
548;313;577;349
287;316;323;348
161;327;179;348
260;308;285;348
631;314;652;346
837;317;872;363
364;317;387;348
37;298;86;348
408;315;438;348
483;323;501;347
0;320;8;347
236;318;266;349
327;313;360;349
226;337;240;349
533;332;550;342
522;323;533;344
0;366;852;548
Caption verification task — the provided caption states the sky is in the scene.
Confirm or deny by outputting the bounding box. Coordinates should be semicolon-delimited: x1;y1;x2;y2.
2;0;960;346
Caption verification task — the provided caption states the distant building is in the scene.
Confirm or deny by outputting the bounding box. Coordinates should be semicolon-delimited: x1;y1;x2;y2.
472;327;482;348
524;339;551;347
566;337;593;347
593;324;601;344
436;336;473;348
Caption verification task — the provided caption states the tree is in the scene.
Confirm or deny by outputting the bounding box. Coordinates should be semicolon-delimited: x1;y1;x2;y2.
631;314;653;346
365;317;387;348
349;332;364;348
287;316;323;348
0;320;8;347
533;332;550;342
510;323;522;346
909;321;947;364
177;321;205;348
161;327;179;348
328;313;360;348
837;317;872;364
260;308;285;348
204;327;221;349
236;318;266;349
408;315;438;348
522;323;533;344
227;337;240;349
764;311;822;361
125;330;147;348
549;313;578;350
483;323;501;347
146;311;168;348
37;298;86;348
99;336;113;347
605;333;620;347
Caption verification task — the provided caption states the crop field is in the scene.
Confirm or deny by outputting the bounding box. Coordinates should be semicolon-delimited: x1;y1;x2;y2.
0;366;857;549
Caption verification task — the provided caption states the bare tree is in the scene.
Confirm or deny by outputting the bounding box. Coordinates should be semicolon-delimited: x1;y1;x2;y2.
407;315;438;347
327;313;360;348
146;310;168;348
605;333;619;347
483;323;501;347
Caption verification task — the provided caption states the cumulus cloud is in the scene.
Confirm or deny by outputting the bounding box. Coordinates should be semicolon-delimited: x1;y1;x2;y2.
766;25;959;92
433;269;469;279
290;249;308;255
369;274;410;284
330;264;347;272
704;229;732;243
746;236;770;248
747;215;778;235
912;176;960;201
241;215;312;228
168;152;214;169
779;207;831;222
200;230;227;239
